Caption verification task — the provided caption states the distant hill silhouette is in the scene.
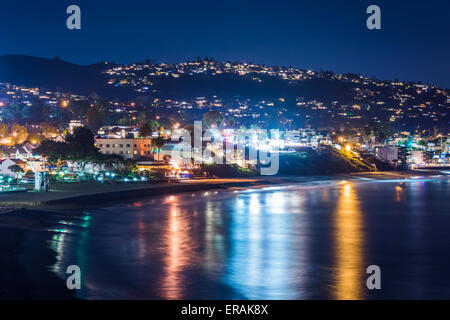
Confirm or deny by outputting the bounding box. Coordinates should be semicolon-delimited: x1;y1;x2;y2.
0;55;128;98
0;55;355;103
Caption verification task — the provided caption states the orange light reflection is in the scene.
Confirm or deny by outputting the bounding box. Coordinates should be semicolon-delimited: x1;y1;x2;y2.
334;182;365;300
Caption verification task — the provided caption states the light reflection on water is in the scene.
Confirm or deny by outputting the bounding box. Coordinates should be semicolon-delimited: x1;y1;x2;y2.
333;182;365;300
160;198;197;299
225;191;303;299
46;178;450;299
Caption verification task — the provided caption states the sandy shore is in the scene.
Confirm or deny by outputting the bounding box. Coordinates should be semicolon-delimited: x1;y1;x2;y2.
0;178;280;211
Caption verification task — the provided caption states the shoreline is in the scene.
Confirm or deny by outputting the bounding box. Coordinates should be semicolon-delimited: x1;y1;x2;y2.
0;178;279;212
0;170;447;213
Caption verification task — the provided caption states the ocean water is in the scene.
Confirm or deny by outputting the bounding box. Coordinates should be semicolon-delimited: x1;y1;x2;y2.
22;177;450;299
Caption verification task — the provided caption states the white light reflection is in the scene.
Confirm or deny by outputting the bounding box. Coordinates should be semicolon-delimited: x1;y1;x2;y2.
268;192;286;214
249;193;261;214
225;189;308;299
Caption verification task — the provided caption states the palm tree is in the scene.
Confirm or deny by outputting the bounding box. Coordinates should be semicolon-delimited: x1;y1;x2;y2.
151;137;165;160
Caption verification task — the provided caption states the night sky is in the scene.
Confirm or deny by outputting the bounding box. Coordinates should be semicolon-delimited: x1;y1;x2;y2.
0;0;449;87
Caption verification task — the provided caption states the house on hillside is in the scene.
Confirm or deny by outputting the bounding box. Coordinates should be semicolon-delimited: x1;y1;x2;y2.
3;144;36;159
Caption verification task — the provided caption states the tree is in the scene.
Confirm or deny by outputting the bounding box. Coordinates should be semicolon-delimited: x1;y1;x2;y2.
35;126;141;180
65;127;97;153
138;123;152;138
10;123;28;145
0;123;8;139
28;133;43;145
375;123;395;143
36;127;100;174
136;112;148;124
66;127;96;150
118;116;131;126
87;106;106;132
203;111;224;128
40;123;59;138
148;119;160;130
417;139;428;148
34;140;69;172
362;122;394;144
115;159;138;176
96;154;123;171
70;100;90;119
67;127;106;173
362;125;373;137
361;125;375;145
8;164;24;186
151;136;165;160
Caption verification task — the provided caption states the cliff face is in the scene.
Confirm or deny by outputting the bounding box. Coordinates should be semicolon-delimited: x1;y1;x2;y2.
202;146;380;178
275;146;376;175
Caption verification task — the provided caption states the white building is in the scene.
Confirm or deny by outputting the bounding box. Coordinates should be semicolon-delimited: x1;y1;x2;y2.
95;138;152;160
409;150;425;164
375;146;398;165
69;120;84;134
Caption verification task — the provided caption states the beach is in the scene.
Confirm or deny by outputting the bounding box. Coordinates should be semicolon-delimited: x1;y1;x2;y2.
0;171;442;211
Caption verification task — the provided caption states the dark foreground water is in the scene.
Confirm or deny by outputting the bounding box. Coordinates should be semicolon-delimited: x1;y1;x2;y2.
4;176;450;299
